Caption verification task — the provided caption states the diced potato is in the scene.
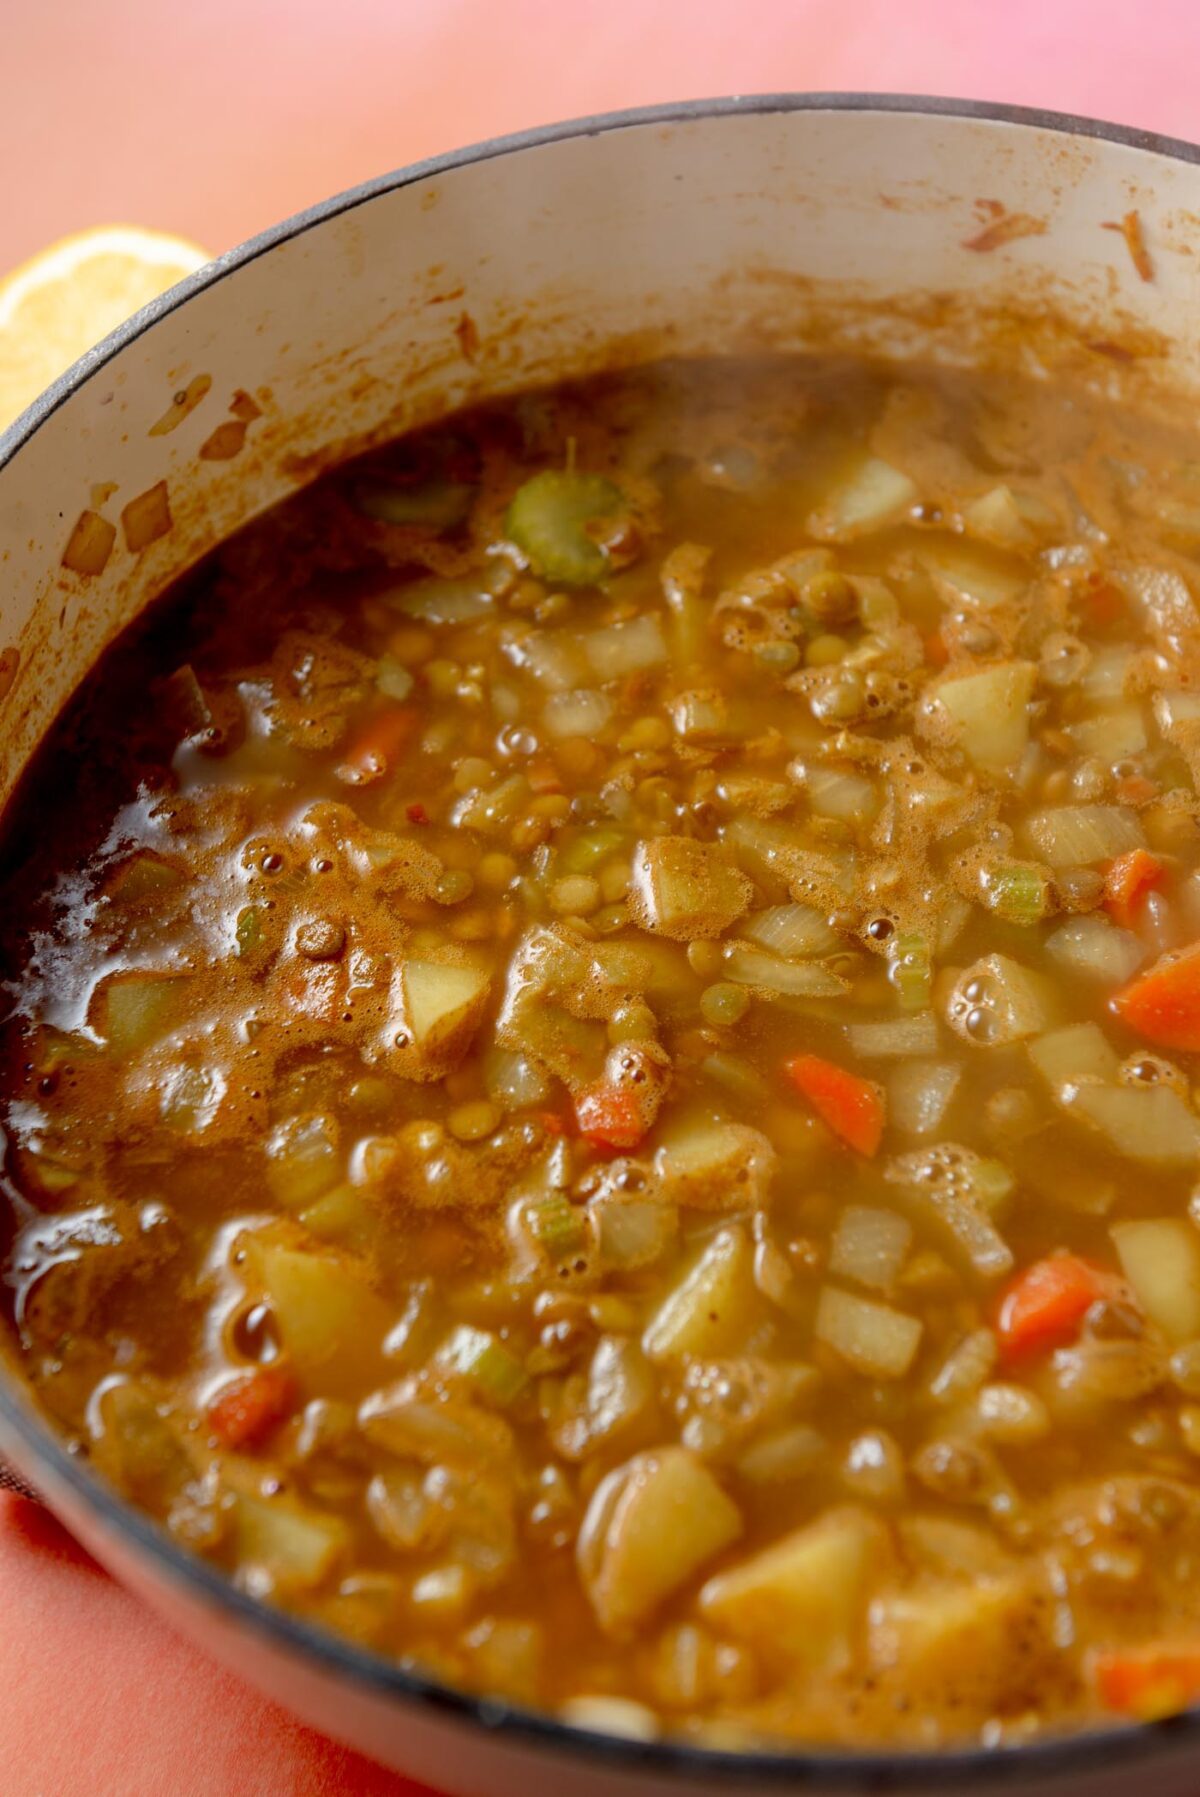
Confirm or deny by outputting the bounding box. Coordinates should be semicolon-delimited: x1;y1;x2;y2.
652;1120;776;1212
642;1226;758;1364
247;1239;391;1396
1029;1023;1120;1094
630;838;752;940
266;1114;341;1207
928;662;1036;773
392;958;490;1079
1066;702;1147;761
577;1447;742;1635
809;456;918;540
962;485;1035;551
1112;1219;1200;1341
94;972;188;1053
868;1572;1042;1700
828;1206;912;1293
233;1491;350;1593
1062;1083;1200;1168
815;1285;923;1379
699;1505;888;1671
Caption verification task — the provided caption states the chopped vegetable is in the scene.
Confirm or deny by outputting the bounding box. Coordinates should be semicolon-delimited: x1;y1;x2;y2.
1045;915;1145;985
629;837;752;941
506;470;626;586
206;1365;297;1450
437;1325;529;1407
642;1226;758;1364
1104;849;1165;929
887;934;932;1012
336;706;415;784
1112;1219;1200;1342
1024;805;1145;869
984;863;1052;927
928;662;1036;773
575;1084;650;1152
815;1285;923;1379
1092;1644;1200;1720
699;1506;888;1670
995;1255;1109;1364
577;1447;742;1635
784;1054;885;1156
846;1014;939;1059
1061;1081;1200;1167
828;1205;913;1292
1113;941;1200;1050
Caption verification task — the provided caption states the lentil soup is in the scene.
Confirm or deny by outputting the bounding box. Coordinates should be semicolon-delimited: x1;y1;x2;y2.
7;355;1200;1748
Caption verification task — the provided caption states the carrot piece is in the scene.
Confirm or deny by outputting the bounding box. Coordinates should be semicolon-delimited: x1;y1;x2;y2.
783;1053;885;1157
1093;1645;1200;1720
1112;940;1200;1051
1103;848;1165;929
206;1364;297;1451
1114;772;1159;808
1080;575;1126;629
574;1083;648;1152
995;1254;1109;1364
924;630;949;669
532;1109;568;1136
405;800;430;825
335;706;415;785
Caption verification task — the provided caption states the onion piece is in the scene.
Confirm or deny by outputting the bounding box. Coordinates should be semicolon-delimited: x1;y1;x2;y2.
722;944;848;998
1044;915;1145;985
741;904;842;960
828;1205;912;1292
1023;804;1144;868
847;1014;939;1059
886;1060;961;1136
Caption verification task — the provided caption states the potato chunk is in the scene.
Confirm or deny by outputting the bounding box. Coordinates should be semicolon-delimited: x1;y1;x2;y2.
652;1119;777;1212
577;1447;742;1635
1112;1218;1200;1341
392;958;490;1080
629;837;752;940
926;661;1036;773
642;1225;759;1364
868;1572;1046;1703
699;1505;889;1671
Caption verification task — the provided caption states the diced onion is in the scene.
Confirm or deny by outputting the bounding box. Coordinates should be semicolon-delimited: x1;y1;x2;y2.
815;1285;923;1379
543;688;614;739
741;904;842;960
1023;804;1144;868
828;1206;912;1291
847;1014;939;1058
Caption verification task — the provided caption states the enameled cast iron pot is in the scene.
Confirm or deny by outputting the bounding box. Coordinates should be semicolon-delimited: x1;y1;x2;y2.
4;93;1200;1797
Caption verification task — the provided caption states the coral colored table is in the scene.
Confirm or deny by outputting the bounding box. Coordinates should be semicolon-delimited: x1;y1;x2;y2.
4;3;1200;1791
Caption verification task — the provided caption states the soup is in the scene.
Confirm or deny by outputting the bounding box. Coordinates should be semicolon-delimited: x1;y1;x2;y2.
6;355;1200;1749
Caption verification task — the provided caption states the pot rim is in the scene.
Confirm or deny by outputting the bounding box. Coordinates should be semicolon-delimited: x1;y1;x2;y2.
3;91;1200;1787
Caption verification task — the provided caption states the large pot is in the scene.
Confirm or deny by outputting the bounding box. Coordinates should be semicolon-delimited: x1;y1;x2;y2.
3;93;1200;1797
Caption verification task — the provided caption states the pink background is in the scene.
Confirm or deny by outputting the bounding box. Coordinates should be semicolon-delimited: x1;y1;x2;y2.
4;3;1200;1792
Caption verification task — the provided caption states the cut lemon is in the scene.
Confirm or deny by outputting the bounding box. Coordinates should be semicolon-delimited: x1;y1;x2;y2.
0;225;210;430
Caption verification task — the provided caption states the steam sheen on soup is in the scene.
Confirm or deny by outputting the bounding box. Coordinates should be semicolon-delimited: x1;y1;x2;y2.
7;356;1200;1747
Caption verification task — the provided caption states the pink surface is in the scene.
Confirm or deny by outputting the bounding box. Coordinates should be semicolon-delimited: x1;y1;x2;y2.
4;3;1200;1792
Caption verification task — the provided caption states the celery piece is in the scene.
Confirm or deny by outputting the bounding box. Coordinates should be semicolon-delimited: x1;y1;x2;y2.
506;470;625;586
888;933;931;1012
985;864;1051;927
437;1324;529;1407
235;904;265;959
353;479;473;529
526;1191;587;1260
